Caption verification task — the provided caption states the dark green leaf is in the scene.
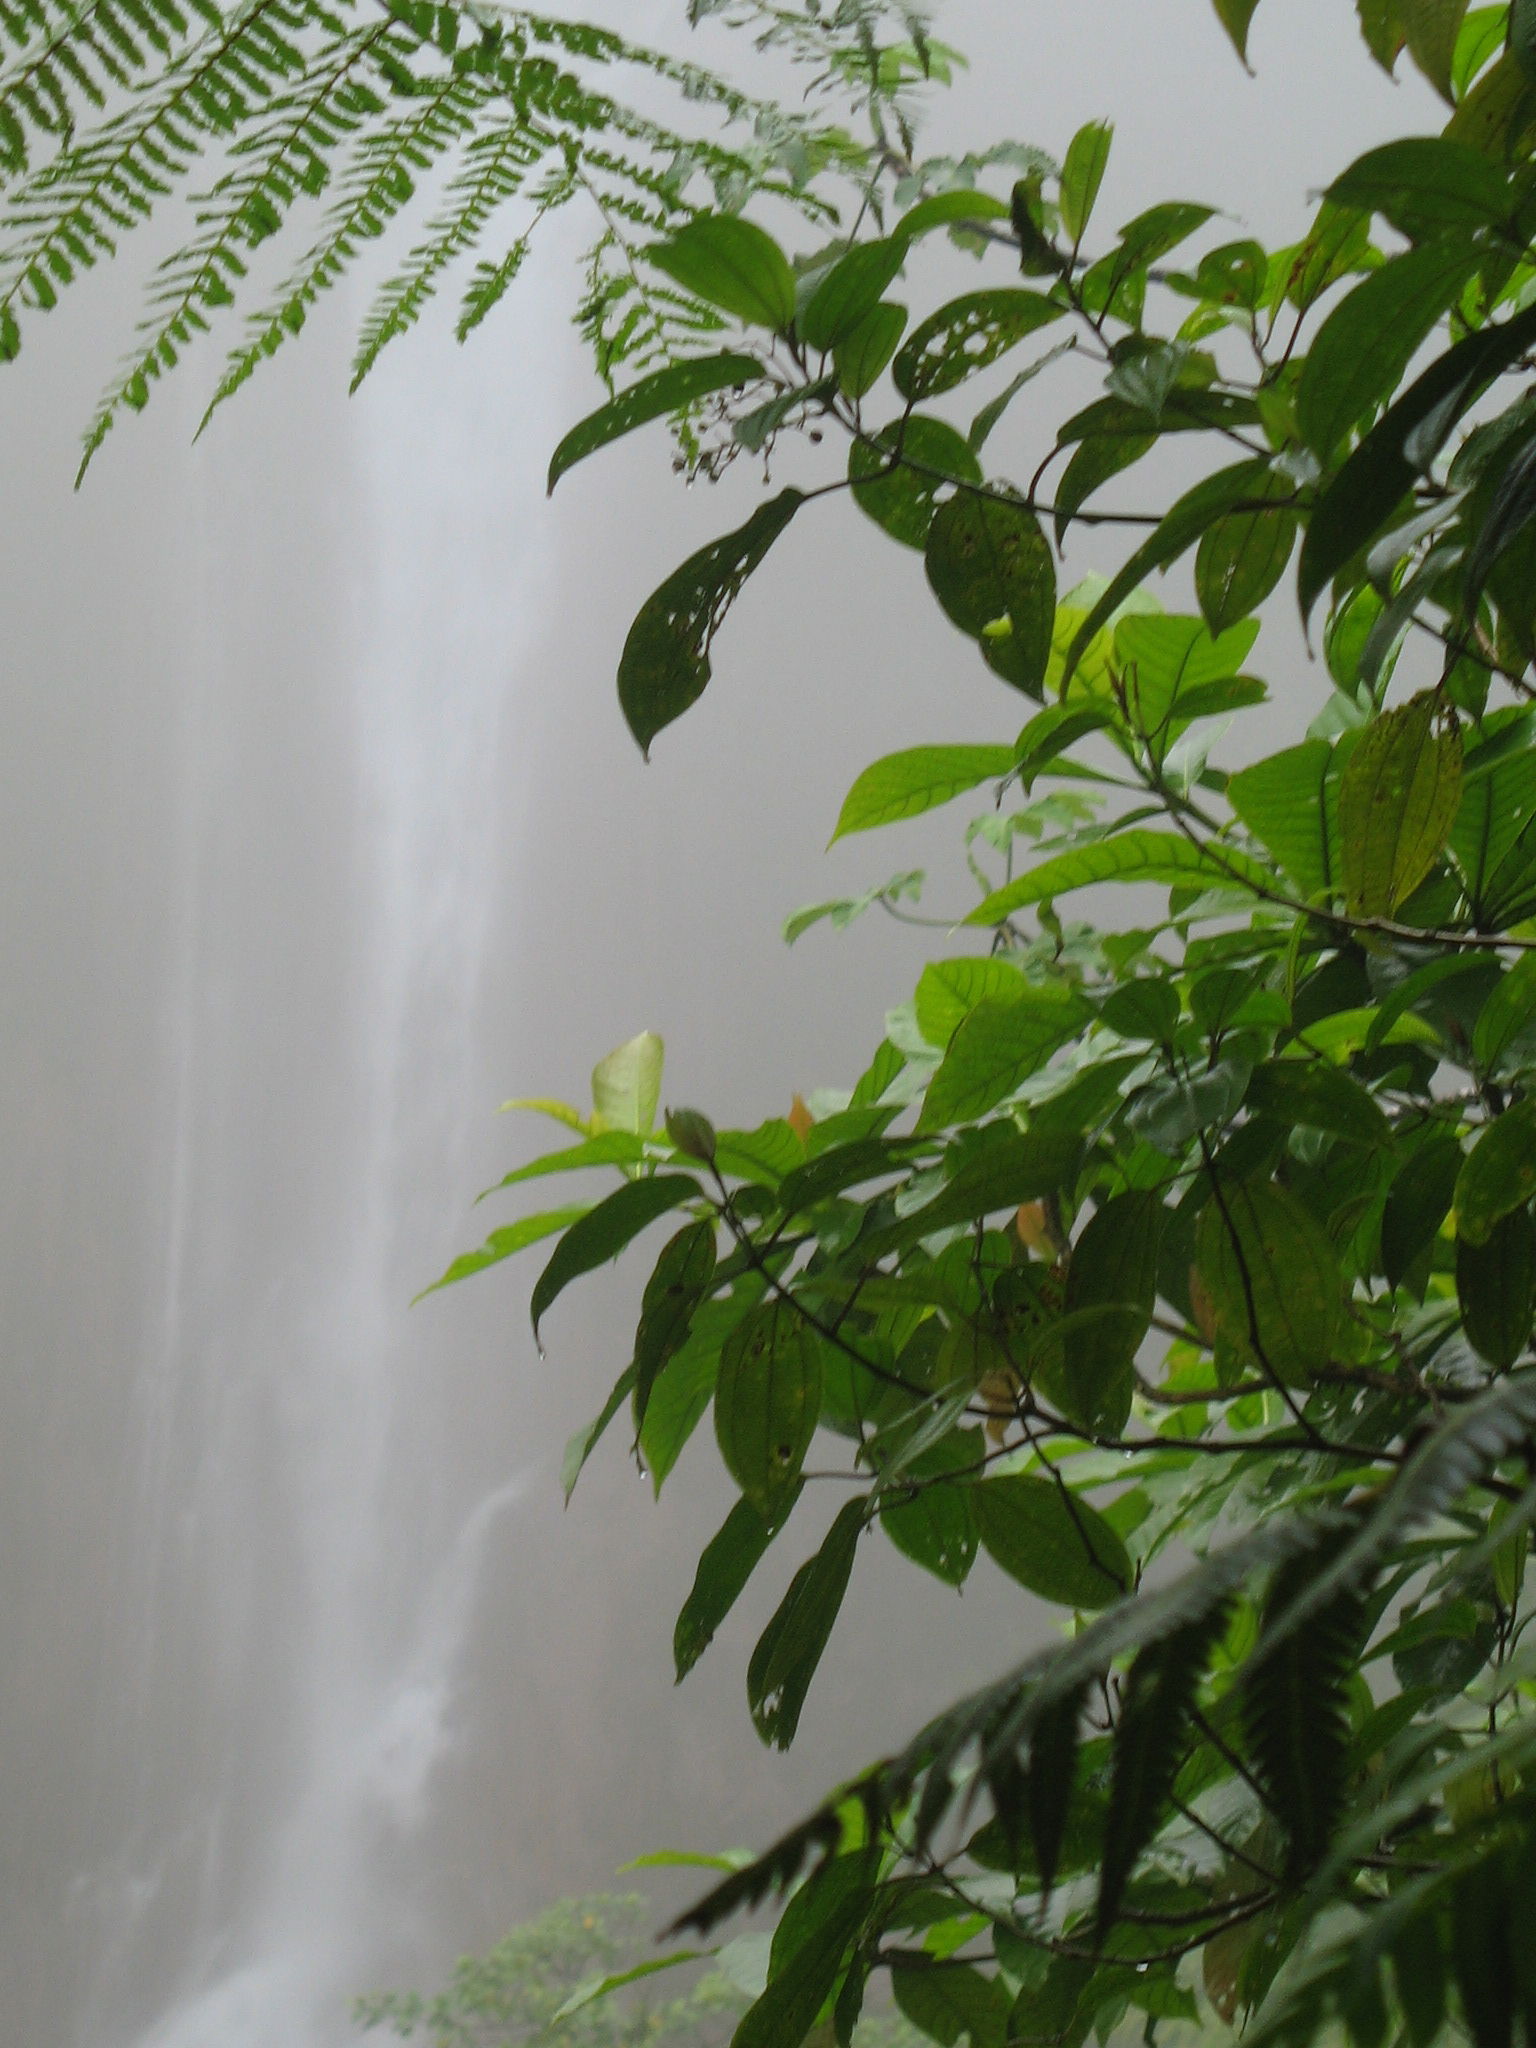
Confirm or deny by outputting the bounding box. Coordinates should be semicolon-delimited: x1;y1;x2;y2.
618;490;803;755
892;288;1065;404
1456;1101;1536;1247
973;1474;1131;1609
881;1467;979;1587
675;1489;799;1681
924;490;1055;694
633;1218;717;1426
715;1299;824;1512
1026;1683;1087;1893
1195;487;1298;634
1382;1134;1462;1287
1246;1061;1390;1147
747;1496;865;1748
1473;953;1536;1074
849;417;982;548
1211;0;1262;58
647;214;796;329
1195;1177;1341;1384
1100;977;1181;1042
561;1364;637;1505
546;352;762;492
1057;1192;1164;1436
1297;242;1477;459
831;744;1014;841
1327;136;1507;235
732;1850;874;2047
1462;1211;1535;1361
529;1173;701;1339
1338;696;1463;916
892;1962;1010;2047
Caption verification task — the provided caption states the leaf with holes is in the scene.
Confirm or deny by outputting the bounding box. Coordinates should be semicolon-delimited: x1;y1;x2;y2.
1338;696;1463;917
747;1497;865;1749
892;288;1066;404
849;417;981;548
618;490;803;755
925;490;1055;694
633;1217;717;1428
715;1299;824;1514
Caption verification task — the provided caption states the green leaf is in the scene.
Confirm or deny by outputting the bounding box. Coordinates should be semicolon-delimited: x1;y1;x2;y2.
1195;1177;1341;1384
1211;0;1263;58
561;1364;637;1505
546;352;763;493
1337;696;1463;917
550;1949;713;2025
1244;1540;1367;1878
732;1850;874;2046
591;1029;665;1135
480;1130;647;1198
747;1496;865;1748
647;214;797;330
830;745;1014;842
849;417;982;549
1515;0;1536;82
924;490;1055;695
1327;136;1507;234
1402;0;1474;96
1298;299;1536;619
1297;242;1477;459
1228;740;1345;896
973;1474;1131;1608
1056;1192;1164;1436
1062;461;1275;682
715;1299;824;1513
881;1459;980;1587
1195;485;1299;634
1456;1101;1536;1246
892;1962;1010;2046
858;1130;1083;1258
1079;201;1215;320
1381;1133;1462;1287
798;238;906;352
1473;953;1536;1074
1014;702;1114;787
834;301;909;399
1098;1603;1231;1932
965;829;1274;925
530;1174;701;1339
892;289;1066;404
674;1489;798;1680
633;1218;717;1427
892;189;1013;244
1100;977;1180;1042
913;957;1026;1049
918;986;1088;1128
1059;121;1113;243
417;1203;590;1301
618;490;803;755
1246;1061;1391;1147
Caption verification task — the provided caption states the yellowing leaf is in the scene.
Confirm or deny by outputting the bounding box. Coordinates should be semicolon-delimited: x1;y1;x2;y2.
1338;695;1463;917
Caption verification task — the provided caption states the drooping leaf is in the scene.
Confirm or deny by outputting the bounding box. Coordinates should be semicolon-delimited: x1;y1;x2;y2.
880;1463;979;1587
1337;696;1463;917
924;489;1056;695
892;288;1065;404
417;1202;591;1301
530;1174;702;1339
1194;1176;1341;1385
1055;1192;1164;1435
1381;1133;1462;1287
561;1364;637;1505
647;214;797;330
1195;482;1298;634
830;745;1014;841
1025;1682;1087;1893
747;1497;866;1748
1297;241;1477;459
675;1488;800;1681
715;1299;824;1513
633;1217;717;1426
618;491;803;755
546;351;762;492
732;1850;875;2048
1458;1208;1536;1368
1455;1101;1536;1246
849;417;983;548
973;1474;1131;1609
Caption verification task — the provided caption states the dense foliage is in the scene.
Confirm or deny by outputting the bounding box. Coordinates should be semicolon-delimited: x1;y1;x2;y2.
29;0;1536;2039
423;6;1536;2044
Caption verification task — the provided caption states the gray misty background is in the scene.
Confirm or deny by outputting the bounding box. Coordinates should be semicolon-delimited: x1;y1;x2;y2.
0;5;1429;2043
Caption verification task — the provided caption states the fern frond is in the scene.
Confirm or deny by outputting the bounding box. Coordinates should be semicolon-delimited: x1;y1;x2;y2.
201;64;495;417
77;7;402;472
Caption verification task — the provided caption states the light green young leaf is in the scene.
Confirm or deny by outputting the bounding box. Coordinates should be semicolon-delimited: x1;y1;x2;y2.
592;1030;665;1135
416;1204;591;1302
913;956;1026;1048
830;744;1014;841
918;986;1087;1127
1058;120;1113;242
1227;740;1344;896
